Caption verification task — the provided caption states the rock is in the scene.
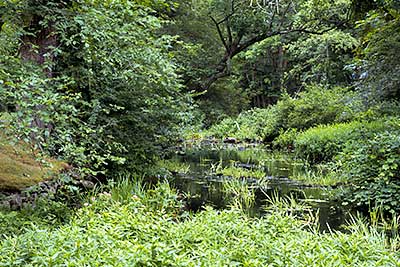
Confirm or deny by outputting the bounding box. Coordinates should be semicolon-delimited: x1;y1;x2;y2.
223;137;237;144
80;180;95;189
9;194;22;210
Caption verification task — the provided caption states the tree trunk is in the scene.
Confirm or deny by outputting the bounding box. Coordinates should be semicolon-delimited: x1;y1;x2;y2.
19;15;58;77
18;12;59;146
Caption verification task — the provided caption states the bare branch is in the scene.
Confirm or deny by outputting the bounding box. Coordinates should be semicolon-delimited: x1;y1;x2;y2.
226;20;233;47
210;16;228;51
203;71;231;92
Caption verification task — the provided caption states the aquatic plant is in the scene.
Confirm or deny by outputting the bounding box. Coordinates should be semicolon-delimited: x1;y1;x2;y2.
223;179;256;211
157;159;191;174
290;163;346;186
217;165;266;179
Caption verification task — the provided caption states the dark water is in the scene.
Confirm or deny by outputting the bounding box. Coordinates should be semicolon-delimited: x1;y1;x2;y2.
169;145;348;232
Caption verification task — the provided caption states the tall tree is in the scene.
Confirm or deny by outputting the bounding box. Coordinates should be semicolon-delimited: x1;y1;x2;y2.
200;0;352;91
0;0;189;175
352;0;400;101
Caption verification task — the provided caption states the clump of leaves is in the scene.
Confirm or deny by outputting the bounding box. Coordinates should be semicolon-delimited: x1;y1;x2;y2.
207;106;280;142
339;130;400;214
275;85;363;131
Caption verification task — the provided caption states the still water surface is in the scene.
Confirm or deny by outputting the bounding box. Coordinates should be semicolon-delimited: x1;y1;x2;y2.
169;145;349;232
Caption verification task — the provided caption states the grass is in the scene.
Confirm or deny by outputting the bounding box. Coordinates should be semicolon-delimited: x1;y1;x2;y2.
223;179;256;210
224;148;349;186
157;159;191;174
217;165;266;179
0;181;399;266
0;133;66;190
291;171;345;186
180;145;347;186
289;163;347;186
209;159;266;179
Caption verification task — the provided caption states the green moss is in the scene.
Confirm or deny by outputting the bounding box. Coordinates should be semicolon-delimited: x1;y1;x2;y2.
0;134;65;190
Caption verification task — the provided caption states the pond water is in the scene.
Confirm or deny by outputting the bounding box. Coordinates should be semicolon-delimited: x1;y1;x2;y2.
169;144;349;232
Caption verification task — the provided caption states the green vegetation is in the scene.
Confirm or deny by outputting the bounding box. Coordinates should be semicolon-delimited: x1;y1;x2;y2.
203;87;400;212
208;107;280;141
0;0;189;176
291;165;345;186
1;182;399;266
294;120;392;162
206;85;362;142
0;199;73;237
339;130;400;213
1;0;400;264
214;165;266;180
157;159;191;175
222;179;256;210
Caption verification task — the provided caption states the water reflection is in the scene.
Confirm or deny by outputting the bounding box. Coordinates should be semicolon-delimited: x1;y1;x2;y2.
169;145;349;232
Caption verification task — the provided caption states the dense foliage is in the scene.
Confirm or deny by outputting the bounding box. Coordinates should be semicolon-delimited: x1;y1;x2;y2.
0;0;190;175
293;120;393;162
339;129;400;213
1;0;400;264
1;182;399;266
206;85;362;142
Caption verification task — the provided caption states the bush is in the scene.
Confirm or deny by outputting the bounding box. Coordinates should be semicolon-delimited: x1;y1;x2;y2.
206;85;363;144
276;85;363;130
208;106;280;141
339;130;400;213
354;101;400;121
294;120;391;162
0;199;73;237
273;128;299;150
0;1;189;175
197;78;251;126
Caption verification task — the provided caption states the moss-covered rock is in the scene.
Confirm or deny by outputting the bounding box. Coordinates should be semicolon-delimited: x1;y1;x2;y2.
0;134;66;191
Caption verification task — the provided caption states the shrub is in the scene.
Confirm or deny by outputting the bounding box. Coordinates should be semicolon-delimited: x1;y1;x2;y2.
294;120;391;162
206;85;363;144
276;85;362;130
0;1;189;175
339;131;400;213
208;106;280;141
0;198;73;237
273;128;299;150
354;101;400;121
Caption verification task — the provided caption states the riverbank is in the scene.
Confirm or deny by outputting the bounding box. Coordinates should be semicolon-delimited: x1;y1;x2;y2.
1;181;399;266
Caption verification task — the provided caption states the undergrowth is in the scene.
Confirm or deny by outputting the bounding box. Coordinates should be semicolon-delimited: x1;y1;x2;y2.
0;181;399;266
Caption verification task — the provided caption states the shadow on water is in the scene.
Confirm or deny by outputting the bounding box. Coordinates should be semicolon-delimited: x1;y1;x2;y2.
169;145;350;232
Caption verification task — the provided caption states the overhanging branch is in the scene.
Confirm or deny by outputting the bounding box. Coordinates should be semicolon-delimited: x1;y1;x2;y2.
200;21;346;92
